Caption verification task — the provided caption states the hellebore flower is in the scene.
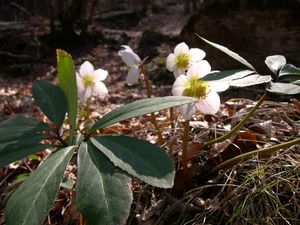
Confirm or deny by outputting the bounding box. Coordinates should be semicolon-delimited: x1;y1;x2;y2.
76;61;108;101
172;61;229;120
166;42;206;78
118;45;142;85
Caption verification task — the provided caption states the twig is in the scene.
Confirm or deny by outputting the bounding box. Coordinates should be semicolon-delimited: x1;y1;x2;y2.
202;93;266;149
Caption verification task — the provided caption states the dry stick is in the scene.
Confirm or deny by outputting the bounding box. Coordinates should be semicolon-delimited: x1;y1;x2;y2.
141;66;164;145
210;137;300;175
182;120;190;186
202;93;266;149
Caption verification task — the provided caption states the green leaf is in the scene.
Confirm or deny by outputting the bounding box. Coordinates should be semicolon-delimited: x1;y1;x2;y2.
77;142;132;225
265;55;286;75
5;146;74;225
32;80;67;128
202;69;254;82
279;64;300;77
91;135;175;188
56;49;78;133
0;116;50;167
197;35;256;71
266;82;300;95
278;75;300;83
0;140;49;168
229;75;272;87
91;96;195;131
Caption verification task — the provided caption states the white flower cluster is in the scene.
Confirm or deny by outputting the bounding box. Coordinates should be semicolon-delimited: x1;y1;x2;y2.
166;42;228;120
76;42;228;121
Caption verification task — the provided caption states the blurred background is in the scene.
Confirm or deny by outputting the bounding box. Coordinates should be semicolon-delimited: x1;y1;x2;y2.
0;0;300;77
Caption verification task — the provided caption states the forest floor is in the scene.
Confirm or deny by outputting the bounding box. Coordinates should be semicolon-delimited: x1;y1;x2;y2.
0;1;300;224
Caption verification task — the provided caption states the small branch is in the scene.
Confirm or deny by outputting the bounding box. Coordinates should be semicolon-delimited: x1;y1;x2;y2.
141;66;164;145
54;128;68;147
202;93;266;149
0;51;33;60
182;120;190;187
210;137;300;175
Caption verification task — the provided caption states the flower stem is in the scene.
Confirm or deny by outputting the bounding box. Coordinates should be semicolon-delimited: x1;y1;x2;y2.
170;107;175;130
141;66;164;145
210;137;300;175
202;93;266;149
182;120;190;186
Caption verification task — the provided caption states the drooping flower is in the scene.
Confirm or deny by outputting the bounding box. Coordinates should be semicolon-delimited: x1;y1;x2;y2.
118;45;142;85
172;61;229;120
166;42;206;78
76;61;108;101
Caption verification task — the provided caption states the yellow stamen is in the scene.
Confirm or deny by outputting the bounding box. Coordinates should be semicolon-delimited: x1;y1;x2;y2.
175;53;190;69
184;76;209;99
82;75;95;88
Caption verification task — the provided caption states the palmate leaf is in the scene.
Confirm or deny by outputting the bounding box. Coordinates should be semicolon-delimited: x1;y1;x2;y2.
266;82;300;95
91;135;175;188
197;34;256;71
56;49;78;133
90;96;195;132
5;146;74;225
0;116;50;167
32;80;67;128
77;142;132;225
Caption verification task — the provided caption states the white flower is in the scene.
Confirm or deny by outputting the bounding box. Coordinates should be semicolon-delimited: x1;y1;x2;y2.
76;61;108;101
166;42;206;78
172;61;229;120
118;45;141;85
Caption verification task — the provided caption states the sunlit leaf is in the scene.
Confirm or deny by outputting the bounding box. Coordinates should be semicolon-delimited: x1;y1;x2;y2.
5;146;74;225
202;69;254;82
0;116;50;167
91;135;175;188
91;96;195;131
266;82;300;95
32;80;67;128
279;64;300;76
229;75;272;87
77;142;132;225
197;35;256;71
265;55;286;75
56;49;78;132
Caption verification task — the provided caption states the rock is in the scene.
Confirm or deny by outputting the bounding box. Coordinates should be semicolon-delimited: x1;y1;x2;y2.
181;0;300;74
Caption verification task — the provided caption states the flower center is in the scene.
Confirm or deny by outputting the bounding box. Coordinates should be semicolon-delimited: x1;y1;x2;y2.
175;53;190;69
82;75;95;88
184;76;209;99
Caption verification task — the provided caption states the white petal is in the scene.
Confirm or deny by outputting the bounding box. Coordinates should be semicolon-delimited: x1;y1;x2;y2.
93;69;108;81
187;60;211;79
196;91;220;115
166;54;176;72
76;74;84;91
179;103;197;120
174;42;189;55
208;80;229;92
93;82;108;97
126;65;140;85
118;45;141;67
79;88;92;101
173;68;186;78
79;61;94;76
172;75;187;96
189;48;206;62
